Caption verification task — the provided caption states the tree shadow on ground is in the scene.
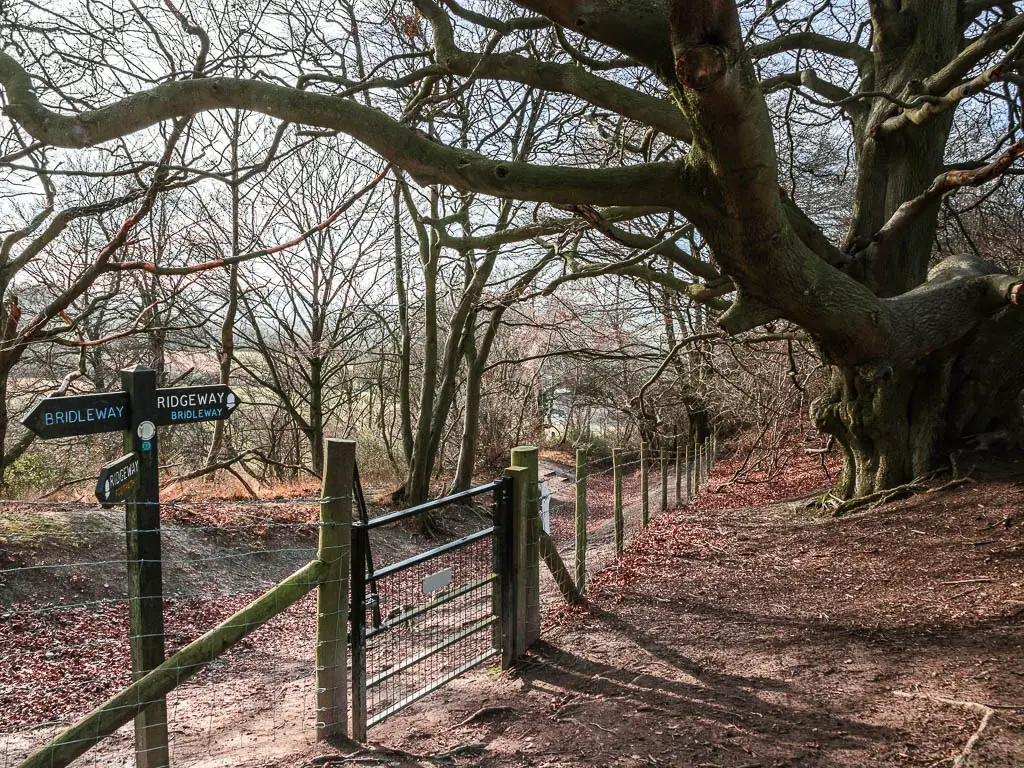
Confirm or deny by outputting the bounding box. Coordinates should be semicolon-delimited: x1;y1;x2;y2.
517;600;899;755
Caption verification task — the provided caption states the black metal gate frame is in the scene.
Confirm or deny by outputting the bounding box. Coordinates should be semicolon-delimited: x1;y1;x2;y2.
350;477;514;741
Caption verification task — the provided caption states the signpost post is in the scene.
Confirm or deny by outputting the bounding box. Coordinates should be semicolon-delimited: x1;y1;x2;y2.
21;367;239;768
122;366;168;768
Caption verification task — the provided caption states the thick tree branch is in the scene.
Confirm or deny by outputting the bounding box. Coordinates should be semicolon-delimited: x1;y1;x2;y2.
553;26;636;71
878;42;1022;135
761;69;866;121
884;254;1024;366
561;205;720;280
0;51;689;209
417;0;692;140
439;0;549;32
511;0;674;76
859;138;1024;262
430;206;665;250
749;32;872;74
933;13;1024;94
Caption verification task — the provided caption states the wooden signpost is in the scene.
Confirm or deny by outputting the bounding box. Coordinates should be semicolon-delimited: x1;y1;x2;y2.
21;366;239;768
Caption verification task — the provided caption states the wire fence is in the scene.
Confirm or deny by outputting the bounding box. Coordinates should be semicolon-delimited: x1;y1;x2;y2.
539;439;716;608
1;441;714;766
0;497;342;768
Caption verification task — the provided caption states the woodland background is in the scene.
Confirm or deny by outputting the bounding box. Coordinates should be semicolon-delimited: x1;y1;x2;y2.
1;0;1022;502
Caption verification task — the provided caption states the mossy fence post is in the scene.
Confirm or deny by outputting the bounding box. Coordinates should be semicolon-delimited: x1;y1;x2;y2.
315;438;354;742
613;448;624;555
640;442;650;528
509;446;541;657
574;449;588;593
686;442;692;498
675;442;683;505
660;449;668;514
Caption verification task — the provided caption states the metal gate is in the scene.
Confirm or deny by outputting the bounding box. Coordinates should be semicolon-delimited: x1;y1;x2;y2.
350;477;514;740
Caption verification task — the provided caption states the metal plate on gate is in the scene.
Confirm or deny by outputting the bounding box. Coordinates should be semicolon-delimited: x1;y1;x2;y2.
421;567;452;594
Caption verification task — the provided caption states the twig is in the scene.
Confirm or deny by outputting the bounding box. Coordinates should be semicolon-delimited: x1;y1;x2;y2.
37;474;96;499
166;450;257;485
550;694;585;718
928;476;973;493
940;578;996;585
312;743;486;765
166;366;195;387
893;690;995;767
447;706;513;731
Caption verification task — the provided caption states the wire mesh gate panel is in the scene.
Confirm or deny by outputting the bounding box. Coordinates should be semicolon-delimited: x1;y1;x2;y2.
350;479;513;741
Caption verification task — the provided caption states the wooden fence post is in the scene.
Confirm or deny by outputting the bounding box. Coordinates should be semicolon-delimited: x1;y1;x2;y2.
686;442;692;499
121;366;169;768
509;446;541;655
612;448;623;556
675;442;682;505
660;450;668;514
315;438;353;742
640;442;649;528
574;449;587;593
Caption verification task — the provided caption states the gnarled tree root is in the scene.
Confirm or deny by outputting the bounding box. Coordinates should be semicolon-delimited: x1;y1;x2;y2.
827;471;972;517
828;480;929;517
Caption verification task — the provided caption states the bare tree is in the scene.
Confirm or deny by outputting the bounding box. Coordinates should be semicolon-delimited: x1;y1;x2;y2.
6;0;1024;501
233;140;390;473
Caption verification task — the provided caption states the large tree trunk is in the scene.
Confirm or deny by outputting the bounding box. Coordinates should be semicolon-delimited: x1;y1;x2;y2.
811;0;974;498
815;303;1024;497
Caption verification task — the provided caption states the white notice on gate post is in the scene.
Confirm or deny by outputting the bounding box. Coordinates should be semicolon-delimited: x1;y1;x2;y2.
540;479;551;534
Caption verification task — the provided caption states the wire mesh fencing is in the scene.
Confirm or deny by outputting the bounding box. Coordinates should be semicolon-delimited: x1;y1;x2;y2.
539;437;718;608
0;496;344;768
350;480;510;741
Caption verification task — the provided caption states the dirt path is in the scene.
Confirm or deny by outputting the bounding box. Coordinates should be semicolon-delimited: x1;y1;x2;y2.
5;455;1023;767
366;454;1024;767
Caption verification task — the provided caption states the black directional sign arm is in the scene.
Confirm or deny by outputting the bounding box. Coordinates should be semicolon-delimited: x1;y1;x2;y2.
95;452;141;508
21;385;239;439
21;392;129;439
154;385;240;426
